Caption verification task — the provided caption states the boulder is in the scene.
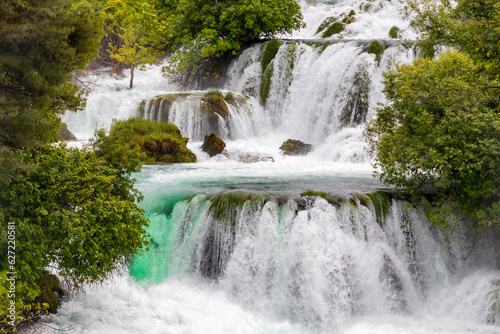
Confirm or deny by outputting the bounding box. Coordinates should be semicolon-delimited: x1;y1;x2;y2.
202;133;226;157
59;122;77;141
279;139;313;156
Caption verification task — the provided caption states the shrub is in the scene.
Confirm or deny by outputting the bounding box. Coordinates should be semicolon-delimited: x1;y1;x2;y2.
389;26;400;39
367;40;385;63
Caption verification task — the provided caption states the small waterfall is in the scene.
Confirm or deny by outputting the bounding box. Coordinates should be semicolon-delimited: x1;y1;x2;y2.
131;191;474;330
224;40;414;145
137;92;271;141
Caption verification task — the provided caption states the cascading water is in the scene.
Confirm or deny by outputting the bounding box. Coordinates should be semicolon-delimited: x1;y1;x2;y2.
50;0;500;333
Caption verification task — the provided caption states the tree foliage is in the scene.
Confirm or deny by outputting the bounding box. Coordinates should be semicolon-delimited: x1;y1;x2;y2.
0;2;152;331
367;0;500;231
164;0;305;75
0;0;102;181
0;145;149;329
102;0;169;88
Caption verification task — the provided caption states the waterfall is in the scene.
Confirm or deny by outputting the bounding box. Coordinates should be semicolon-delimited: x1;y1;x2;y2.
51;1;500;333
129;191;490;331
137;92;271;141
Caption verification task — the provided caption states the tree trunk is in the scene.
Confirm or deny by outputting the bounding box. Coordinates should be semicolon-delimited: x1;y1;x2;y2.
129;65;135;89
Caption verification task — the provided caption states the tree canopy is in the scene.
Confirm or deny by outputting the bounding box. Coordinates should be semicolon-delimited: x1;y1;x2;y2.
164;0;305;76
367;0;500;231
0;1;151;330
0;0;102;181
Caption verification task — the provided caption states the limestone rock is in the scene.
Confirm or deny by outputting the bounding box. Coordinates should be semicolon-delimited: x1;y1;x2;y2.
202;133;226;157
59;122;77;141
279;139;313;156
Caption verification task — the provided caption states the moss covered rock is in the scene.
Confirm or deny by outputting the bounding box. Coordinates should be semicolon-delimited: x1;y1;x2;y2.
280;139;314;156
301;190;328;198
105;118;197;164
202;133;226;157
202;90;229;118
322;22;344;38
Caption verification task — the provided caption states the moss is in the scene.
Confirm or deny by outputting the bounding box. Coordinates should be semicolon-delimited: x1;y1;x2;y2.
204;89;224;101
279;139;313;155
146;99;155;118
316;17;337;35
260;62;274;105
225;92;236;105
286;43;298;70
349;9;356;17
260;39;283;73
33;271;61;314
202;90;229;118
322;22;344;38
209;191;251;226
367;40;385;64
138;100;146;115
108;118;197;164
342;198;358;208
352;192;371;207
367;192;391;228
316;41;335;53
359;0;375;11
389;26;400;39
301;190;328;198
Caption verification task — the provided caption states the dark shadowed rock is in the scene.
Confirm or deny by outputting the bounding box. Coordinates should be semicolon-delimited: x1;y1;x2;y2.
279;139;314;156
59;122;77;141
202;133;226;157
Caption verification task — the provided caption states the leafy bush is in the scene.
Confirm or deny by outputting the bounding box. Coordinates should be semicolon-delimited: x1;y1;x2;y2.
0;144;150;330
367;40;385;63
389;26;400;39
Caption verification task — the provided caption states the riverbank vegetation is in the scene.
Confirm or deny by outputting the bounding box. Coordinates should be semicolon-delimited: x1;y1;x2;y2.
366;0;500;233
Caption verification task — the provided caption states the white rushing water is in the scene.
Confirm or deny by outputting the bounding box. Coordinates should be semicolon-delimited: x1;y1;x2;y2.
52;0;500;333
48;190;500;334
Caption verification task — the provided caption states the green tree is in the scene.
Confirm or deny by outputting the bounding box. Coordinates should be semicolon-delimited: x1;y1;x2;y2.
367;0;500;232
410;0;500;73
0;0;102;182
0;144;149;330
164;0;305;76
103;0;169;88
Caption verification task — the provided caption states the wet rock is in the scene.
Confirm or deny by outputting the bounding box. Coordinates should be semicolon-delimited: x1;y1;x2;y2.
202;133;226;157
279;139;314;156
59;122;77;141
224;152;274;163
265;196;306;210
